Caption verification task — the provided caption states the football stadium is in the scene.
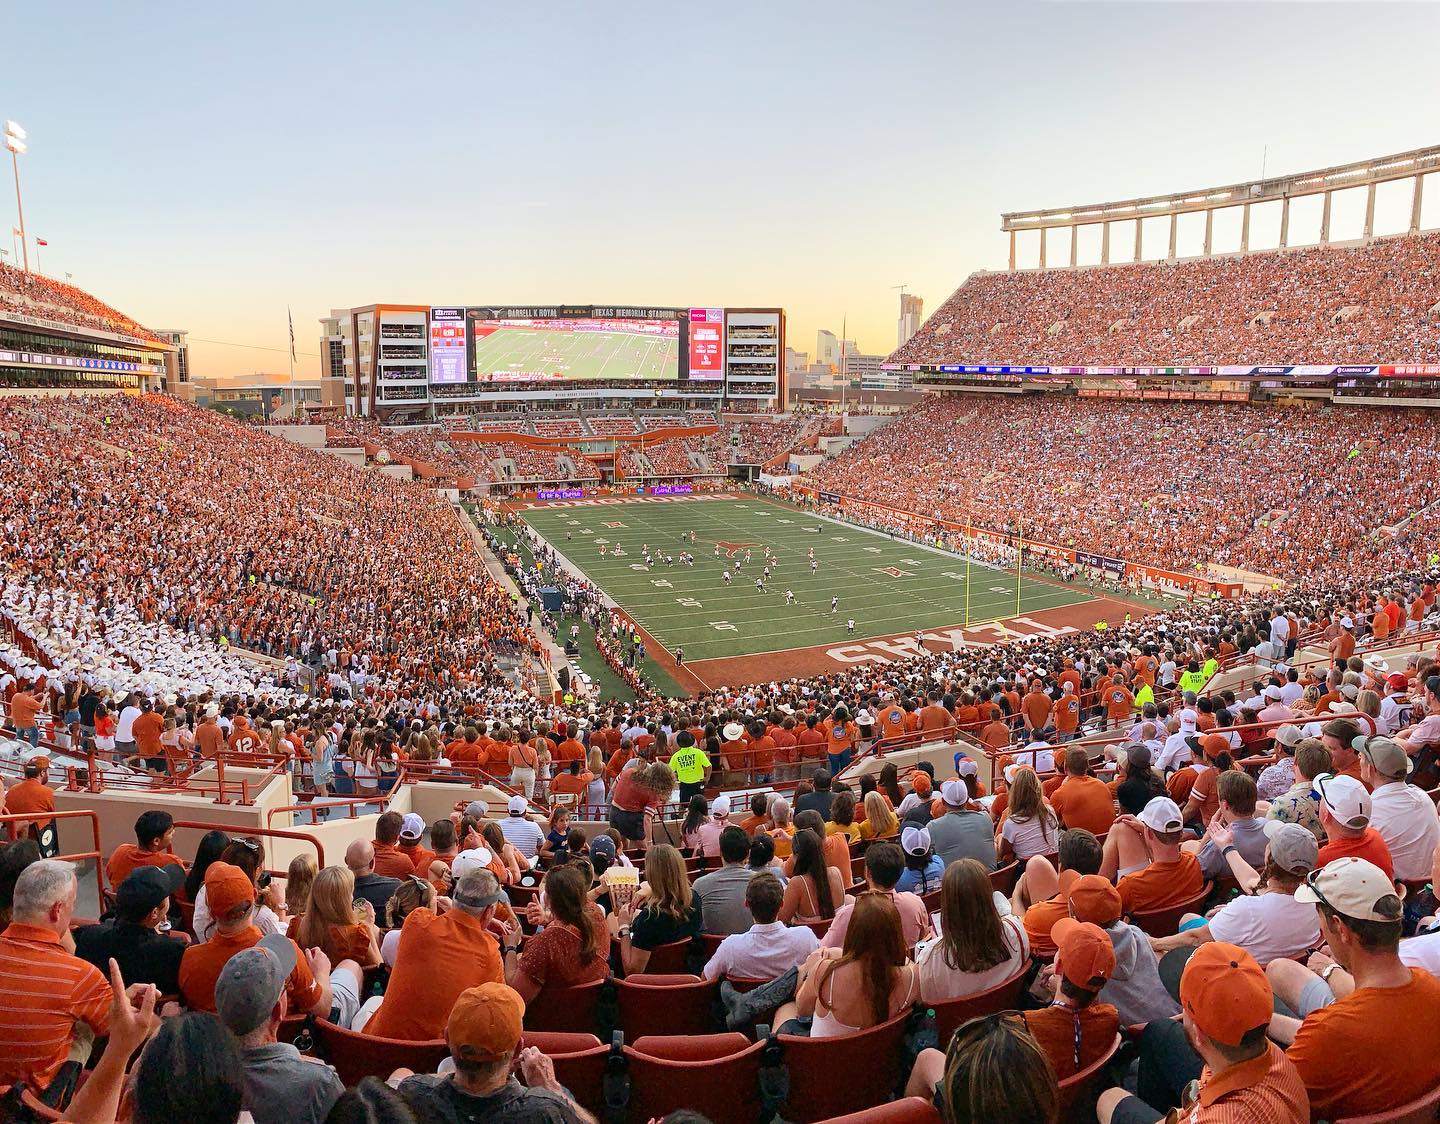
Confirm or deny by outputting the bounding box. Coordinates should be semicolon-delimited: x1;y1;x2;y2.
4;8;1440;1122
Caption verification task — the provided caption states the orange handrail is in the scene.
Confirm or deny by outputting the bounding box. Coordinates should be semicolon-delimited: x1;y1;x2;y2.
0;810;105;908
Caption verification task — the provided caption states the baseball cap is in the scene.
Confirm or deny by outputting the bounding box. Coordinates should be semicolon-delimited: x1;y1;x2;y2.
507;795;528;816
1273;725;1304;749
451;847;496;880
901;826;931;856
448;983;525;1062
1063;872;1123;927
215;933;297;1035
115;863;185;915
1200;733;1230;759
940;779;968;807
1386;673;1409;692
1178;943;1272;1047
1312;773;1371;828
1051;919;1116;992
1137;796;1184;834
1262;685;1284;701
912;772;932;796
1339;616;1354;628
1355;735;1413;779
956;758;978;778
464;800;489;820
399;813;425;840
1261;820;1319;876
204;861;256;915
710;794;731;818
589;834;617;861
1295;857;1402;923
1178;709;1198;729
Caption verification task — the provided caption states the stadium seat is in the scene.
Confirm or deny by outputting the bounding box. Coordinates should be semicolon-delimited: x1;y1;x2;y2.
776;1007;914;1122
521;1032;609;1109
697;931;726;966
929;966;1029;1048
815;1098;943;1124
988;861;1019;895
616;974;719;1037
311;1018;448;1087
1130;883;1214;937
919;887;943;914
521;977;609;1034
1055;1033;1122;1118
1333;1082;1440;1123
798;917;833;939
623;1031;770;1124
629;937;692;976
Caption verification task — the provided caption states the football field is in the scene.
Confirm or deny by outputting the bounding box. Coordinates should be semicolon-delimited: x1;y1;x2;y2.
473;326;678;381
513;494;1118;688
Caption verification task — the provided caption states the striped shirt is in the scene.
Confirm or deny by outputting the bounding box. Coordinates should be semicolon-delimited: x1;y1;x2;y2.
0;922;112;1091
1183;1042;1308;1123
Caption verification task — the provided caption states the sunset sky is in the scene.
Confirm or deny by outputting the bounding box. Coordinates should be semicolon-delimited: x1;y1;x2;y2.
7;1;1439;378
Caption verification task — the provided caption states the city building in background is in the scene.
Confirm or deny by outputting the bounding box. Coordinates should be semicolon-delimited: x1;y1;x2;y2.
186;373;321;419
896;292;923;348
152;329;189;392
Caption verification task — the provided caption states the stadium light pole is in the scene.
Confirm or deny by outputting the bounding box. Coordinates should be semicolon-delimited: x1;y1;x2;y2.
5;120;28;272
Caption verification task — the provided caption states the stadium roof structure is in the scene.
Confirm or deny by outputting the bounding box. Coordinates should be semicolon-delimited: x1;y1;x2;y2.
1000;143;1440;269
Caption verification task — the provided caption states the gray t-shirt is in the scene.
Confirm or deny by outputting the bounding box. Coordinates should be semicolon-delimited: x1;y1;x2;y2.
927;810;997;871
241;1042;344;1124
692;864;756;935
1198;816;1269;879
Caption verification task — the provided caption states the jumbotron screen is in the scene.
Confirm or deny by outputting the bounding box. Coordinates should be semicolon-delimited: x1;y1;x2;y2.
468;306;683;383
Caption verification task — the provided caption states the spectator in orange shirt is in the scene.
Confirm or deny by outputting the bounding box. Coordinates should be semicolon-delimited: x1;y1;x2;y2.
106;811;183;891
1112;797;1205;915
194;703;225;759
1103;678;1135;731
1013;828;1105;955
1054;682;1081;741
1020;683;1052;735
1312;773;1394;881
371;812;417;879
8;686;45;747
4;760;56;834
129;698;166;774
1050;747;1117;837
293;866;382;969
550;760;593;799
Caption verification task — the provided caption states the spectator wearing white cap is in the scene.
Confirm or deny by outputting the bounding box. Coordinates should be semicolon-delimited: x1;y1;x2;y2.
697;793;731;860
1109;797;1204;916
395;813;429;872
1149;821;1320;966
895;826;944;896
1312;772;1394;880
1256;725;1305;800
1266;858;1440;1122
926;779;996;871
1154;710;1198;773
1258;684;1296;728
498;796;544;861
1358;735;1439;884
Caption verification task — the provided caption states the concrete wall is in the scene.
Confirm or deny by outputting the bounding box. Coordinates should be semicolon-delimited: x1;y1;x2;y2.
378;463;415;481
265;424;328;449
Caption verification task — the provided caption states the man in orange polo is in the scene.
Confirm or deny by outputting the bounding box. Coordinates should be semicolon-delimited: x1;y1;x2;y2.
0;859;113;1104
129;698;166;773
8;686;46;747
1050;747;1116;836
1114;797;1204;915
4;759;56;833
1020;680;1052;735
194;703;225;759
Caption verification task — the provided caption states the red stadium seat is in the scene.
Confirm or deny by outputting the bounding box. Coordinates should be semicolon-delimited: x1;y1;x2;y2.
1130;883;1213;938
988;861;1020;895
919;887;943;914
697;931;726;966
1334;1082;1440;1123
816;1098;943;1124
616;974;718;1037
521;1032;609;1109
311;1018;448;1087
1055;1033;1122;1118
624;1032;769;1124
929;966;1029;1048
521;978;608;1034
777;1007;914;1122
798;917;833;939
630;937;692;976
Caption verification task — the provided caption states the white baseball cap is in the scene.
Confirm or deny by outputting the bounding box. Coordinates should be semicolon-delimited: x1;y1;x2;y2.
1178;709;1198;729
1295;857;1401;923
901;826;932;855
940;779;968;807
956;758;978;778
451;847;495;879
399;813;425;840
1312;773;1370;829
507;795;529;816
710;794;731;818
1137;796;1184;833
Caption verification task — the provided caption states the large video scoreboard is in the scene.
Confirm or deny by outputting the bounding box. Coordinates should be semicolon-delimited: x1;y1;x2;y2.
426;305;726;385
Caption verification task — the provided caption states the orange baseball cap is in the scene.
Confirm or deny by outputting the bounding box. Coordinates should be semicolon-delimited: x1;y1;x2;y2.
1179;942;1272;1047
912;772;932;796
1051;918;1116;992
204;861;256;915
448;982;525;1062
1201;733;1230;759
1062;872;1123;927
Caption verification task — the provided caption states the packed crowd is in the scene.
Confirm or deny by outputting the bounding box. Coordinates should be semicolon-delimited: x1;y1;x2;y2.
804;395;1440;582
0;395;539;714
890;232;1440;367
0;262;168;345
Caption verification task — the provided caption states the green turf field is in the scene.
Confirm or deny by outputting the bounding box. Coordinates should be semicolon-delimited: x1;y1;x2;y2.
473;325;678;381
516;497;1093;663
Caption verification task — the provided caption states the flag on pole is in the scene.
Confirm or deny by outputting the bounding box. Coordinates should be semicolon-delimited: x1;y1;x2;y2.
287;306;297;362
34;238;47;247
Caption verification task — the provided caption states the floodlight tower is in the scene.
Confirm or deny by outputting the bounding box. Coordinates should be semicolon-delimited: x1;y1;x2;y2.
5;120;29;272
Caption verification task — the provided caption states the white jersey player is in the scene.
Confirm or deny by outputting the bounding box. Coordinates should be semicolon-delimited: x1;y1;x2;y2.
785;589;795;605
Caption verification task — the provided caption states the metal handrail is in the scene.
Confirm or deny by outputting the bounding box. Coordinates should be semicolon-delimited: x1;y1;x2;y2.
170;819;325;881
0;809;105;908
